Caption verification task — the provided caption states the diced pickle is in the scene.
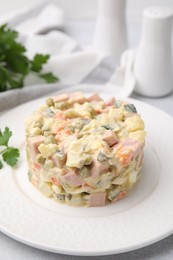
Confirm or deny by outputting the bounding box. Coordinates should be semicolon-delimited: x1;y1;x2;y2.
55;149;66;160
102;125;111;130
79;167;90;178
44;108;55;117
115;100;122;108
124;104;137;113
108;185;121;201
97;151;108;162
56;194;65;201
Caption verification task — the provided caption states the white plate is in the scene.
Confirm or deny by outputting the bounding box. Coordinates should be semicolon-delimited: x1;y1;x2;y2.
0;91;173;256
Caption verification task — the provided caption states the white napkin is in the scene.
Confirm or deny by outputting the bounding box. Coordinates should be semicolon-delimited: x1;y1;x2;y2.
0;2;64;34
0;2;136;113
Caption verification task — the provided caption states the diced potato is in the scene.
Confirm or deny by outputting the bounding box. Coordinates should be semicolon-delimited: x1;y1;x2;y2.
64;109;80;118
129;170;138;184
125;115;145;132
43;118;55;130
29;127;42;136
52;184;63;194
113;177;128;185
129;130;146;142
39;182;53;197
38;143;58;158
117;128;129;140
108;107;124;121
108;185;121;201
66;152;92;169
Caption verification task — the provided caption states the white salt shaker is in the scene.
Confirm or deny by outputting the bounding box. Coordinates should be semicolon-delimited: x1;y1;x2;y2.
93;0;128;62
134;7;173;97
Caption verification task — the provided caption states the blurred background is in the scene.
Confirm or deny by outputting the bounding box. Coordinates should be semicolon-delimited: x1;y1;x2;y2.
0;0;172;48
0;0;173;19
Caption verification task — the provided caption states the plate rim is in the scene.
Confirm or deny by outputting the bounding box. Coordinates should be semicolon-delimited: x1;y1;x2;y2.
1;224;173;256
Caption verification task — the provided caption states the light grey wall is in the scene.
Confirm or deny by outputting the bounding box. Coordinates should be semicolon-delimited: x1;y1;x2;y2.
54;0;173;21
0;0;173;22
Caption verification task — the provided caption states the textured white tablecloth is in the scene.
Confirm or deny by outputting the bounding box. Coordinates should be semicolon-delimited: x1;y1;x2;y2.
1;18;173;260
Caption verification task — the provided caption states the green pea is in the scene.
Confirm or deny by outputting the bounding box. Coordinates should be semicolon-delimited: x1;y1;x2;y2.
36;154;45;164
46;98;54;107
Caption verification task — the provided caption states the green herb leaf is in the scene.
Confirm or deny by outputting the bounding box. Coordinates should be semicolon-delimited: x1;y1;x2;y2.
31;54;50;72
2;147;20;167
0;127;20;169
39;72;58;83
0;127;12;146
0;24;58;92
0;159;3;169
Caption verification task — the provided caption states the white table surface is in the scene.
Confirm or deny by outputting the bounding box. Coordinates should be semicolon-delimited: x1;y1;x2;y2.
1;18;173;260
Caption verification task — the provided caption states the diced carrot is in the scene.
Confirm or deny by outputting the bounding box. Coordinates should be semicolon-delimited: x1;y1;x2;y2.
55;127;71;141
31;174;40;186
51;177;61;185
69;92;86;104
64;128;71;135
117;148;133;166
33;162;42;170
87;93;102;102
105;97;115;107
53;122;68;134
54;112;66;120
114;191;127;202
54;93;69;102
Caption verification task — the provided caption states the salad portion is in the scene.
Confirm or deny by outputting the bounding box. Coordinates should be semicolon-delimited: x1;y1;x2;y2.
25;92;146;207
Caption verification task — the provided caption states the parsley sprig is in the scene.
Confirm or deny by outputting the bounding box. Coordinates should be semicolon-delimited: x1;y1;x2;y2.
0;24;58;92
0;127;20;169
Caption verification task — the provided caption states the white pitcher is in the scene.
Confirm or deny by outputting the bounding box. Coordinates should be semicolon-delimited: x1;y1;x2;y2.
93;0;128;62
134;7;173;97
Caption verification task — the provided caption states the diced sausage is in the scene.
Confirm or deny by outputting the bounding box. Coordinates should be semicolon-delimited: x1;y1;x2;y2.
87;93;103;102
105;97;115;107
61;171;84;187
102;130;118;146
90;158;108;178
121;138;142;159
28;136;44;159
88;193;106;207
116;147;134;166
51;155;66;169
69;92;86;104
54;93;69;102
